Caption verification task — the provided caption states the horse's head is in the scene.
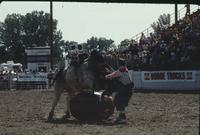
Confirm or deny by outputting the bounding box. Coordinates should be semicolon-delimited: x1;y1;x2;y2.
85;51;116;91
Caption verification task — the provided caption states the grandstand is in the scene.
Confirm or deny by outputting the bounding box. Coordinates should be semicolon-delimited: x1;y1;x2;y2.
131;5;199;42
116;5;200;71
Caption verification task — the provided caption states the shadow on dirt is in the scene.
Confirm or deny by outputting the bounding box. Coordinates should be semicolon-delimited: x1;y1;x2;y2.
45;118;125;126
134;89;200;94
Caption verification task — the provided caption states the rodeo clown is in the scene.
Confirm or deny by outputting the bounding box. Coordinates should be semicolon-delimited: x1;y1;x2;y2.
105;58;133;124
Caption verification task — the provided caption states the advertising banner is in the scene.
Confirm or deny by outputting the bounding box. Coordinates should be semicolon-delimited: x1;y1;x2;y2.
142;71;195;82
17;73;48;82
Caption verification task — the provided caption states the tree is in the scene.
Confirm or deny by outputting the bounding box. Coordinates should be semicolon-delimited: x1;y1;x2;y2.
98;37;115;51
22;11;58;47
0;22;7;63
151;13;171;33
0;11;64;65
52;30;65;64
118;39;133;53
86;36;98;51
1;14;25;64
64;41;79;53
0;22;4;43
85;36;115;52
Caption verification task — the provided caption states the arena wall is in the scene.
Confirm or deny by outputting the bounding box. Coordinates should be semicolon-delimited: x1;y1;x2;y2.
131;70;200;90
1;70;200;91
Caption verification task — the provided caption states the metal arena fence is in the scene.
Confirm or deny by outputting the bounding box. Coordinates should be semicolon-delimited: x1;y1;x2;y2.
131;5;200;42
0;73;48;90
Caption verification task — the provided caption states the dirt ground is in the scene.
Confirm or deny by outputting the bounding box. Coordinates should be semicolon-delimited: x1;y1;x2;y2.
0;89;199;135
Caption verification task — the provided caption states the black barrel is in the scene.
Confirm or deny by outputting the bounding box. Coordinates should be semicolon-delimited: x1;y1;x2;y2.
70;91;114;121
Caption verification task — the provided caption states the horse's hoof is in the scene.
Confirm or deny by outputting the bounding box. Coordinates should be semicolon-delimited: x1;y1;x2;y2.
47;116;53;122
62;113;70;120
47;111;54;121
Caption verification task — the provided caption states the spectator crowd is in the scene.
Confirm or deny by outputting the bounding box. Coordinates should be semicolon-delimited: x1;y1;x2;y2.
0;68;48;90
103;9;200;71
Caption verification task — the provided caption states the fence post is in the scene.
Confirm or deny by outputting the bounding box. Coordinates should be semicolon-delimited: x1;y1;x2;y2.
175;4;178;25
8;74;11;91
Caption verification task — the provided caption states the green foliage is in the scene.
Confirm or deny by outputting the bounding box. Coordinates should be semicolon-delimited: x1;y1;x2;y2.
1;14;25;64
63;37;115;54
119;39;137;46
0;46;9;64
0;22;4;42
120;39;130;46
52;30;65;64
0;11;64;65
151;13;171;33
64;41;79;52
85;36;115;52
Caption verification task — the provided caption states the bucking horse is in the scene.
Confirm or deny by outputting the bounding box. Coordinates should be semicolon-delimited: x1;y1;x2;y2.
48;51;118;121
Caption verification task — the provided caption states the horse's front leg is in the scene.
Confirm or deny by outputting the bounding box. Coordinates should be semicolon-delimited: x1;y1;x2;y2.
48;88;62;121
62;93;71;119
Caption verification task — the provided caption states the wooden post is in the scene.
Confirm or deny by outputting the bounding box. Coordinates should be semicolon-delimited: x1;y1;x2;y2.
175;4;178;25
50;1;53;70
186;4;190;15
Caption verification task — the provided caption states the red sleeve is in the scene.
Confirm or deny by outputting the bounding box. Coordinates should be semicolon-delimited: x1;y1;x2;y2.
105;71;121;79
119;66;128;72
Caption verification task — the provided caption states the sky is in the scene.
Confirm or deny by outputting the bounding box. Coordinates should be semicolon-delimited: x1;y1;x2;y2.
0;2;192;45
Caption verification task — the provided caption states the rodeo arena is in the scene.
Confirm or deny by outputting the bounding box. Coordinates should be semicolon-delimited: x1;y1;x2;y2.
0;2;200;135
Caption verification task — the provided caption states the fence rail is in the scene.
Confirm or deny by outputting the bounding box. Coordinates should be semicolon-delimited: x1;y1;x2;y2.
131;5;200;42
0;74;49;90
